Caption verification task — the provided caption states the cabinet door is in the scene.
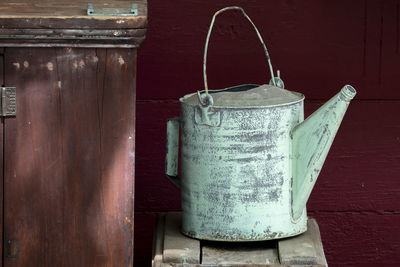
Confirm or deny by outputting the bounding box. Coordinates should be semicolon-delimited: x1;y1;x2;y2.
3;48;136;267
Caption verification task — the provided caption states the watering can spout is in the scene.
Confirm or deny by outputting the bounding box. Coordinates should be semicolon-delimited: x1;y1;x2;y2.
291;85;356;219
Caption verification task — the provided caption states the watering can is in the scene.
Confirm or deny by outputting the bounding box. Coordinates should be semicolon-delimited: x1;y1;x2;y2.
165;7;356;241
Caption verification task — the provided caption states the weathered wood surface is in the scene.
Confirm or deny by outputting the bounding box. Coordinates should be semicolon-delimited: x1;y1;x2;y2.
153;213;327;267
0;27;147;48
202;242;279;265
0;1;147;47
278;219;327;266
0;38;146;49
0;29;146;37
141;211;400;267
0;1;147;29
163;212;200;264
3;47;137;267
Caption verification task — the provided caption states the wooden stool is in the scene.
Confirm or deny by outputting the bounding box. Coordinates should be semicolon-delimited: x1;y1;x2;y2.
152;212;328;267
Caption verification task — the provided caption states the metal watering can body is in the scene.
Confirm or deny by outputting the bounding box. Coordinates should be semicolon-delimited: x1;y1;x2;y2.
165;7;356;241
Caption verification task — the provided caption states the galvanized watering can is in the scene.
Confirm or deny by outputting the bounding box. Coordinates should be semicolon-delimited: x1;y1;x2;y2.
165;6;356;241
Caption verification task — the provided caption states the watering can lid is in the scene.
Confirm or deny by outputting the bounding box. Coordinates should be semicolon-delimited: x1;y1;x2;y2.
180;84;304;108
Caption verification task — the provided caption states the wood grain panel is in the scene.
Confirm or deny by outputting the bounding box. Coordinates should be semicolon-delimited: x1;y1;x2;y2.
278;219;327;266
98;48;136;267
135;100;400;212
0;52;4;265
4;47;136;267
137;0;400;101
4;48;64;266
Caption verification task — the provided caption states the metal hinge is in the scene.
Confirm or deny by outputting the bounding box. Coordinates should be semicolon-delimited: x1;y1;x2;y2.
87;3;138;16
1;87;16;117
5;239;19;258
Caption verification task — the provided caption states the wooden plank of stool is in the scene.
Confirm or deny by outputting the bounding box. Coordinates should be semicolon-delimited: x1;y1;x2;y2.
278;218;328;266
163;212;201;264
202;241;280;264
152;214;165;267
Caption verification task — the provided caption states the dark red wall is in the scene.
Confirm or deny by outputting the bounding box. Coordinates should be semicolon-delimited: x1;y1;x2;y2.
134;1;400;266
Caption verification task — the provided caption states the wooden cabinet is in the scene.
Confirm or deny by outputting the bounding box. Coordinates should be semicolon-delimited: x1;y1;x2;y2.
0;2;147;266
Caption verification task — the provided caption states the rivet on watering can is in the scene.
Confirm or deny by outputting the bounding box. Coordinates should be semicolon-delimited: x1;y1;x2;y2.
197;91;214;107
269;70;285;89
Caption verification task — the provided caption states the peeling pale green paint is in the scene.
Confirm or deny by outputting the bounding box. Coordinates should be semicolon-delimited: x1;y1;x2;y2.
165;117;180;188
165;84;356;241
291;85;357;219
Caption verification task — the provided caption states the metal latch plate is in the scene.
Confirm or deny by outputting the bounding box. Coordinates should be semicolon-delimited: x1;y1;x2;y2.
1;87;16;117
87;3;138;16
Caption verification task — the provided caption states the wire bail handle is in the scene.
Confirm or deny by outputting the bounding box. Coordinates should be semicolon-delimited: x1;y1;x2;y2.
199;6;280;106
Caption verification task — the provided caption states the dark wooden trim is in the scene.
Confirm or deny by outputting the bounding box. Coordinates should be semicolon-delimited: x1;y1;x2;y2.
0;16;147;29
0;17;147;30
0;1;147;29
0;28;146;48
0;1;147;47
0;43;141;48
0;37;145;48
0;29;147;37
